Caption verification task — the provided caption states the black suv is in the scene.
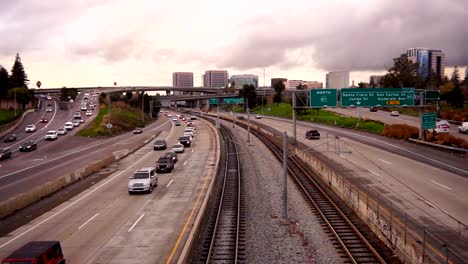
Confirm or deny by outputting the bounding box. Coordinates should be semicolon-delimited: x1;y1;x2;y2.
164;151;178;163
0;148;12;160
156;156;175;173
3;134;17;143
153;140;167;150
19;140;37;152
305;130;320;140
178;136;192;147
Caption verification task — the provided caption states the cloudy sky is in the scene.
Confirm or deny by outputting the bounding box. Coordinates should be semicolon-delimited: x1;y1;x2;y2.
0;0;467;88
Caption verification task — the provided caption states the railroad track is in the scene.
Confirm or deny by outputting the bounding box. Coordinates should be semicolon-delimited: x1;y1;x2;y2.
197;118;246;264
230;116;388;264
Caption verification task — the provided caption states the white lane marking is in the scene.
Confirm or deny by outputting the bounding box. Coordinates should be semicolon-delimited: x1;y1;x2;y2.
128;214;145;232
191;149;194;153
78;213;99;230
268;116;468;175
369;170;381;177
425;200;436;207
431;180;452;190
347;146;354;150
183;161;187;166
166;179;174;188
0;120;171;180
0;123;175;249
378;159;392;165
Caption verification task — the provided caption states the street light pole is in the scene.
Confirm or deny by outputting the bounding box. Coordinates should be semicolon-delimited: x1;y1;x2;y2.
13;88;16;117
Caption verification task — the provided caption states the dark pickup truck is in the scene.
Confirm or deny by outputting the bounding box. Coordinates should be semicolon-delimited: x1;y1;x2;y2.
156;156;174;173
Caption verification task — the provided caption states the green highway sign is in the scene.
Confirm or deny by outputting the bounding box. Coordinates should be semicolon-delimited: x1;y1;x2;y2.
424;90;440;100
209;98;219;105
341;88;415;107
209;98;244;105
310;89;338;107
422;112;436;129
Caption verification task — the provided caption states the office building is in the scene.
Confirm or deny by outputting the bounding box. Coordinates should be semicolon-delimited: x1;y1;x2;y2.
203;70;229;88
465;66;468;80
271;78;287;88
286;80;304;90
304;81;323;89
325;71;349;89
230;74;259;89
369;75;383;87
172;72;193;87
407;48;445;80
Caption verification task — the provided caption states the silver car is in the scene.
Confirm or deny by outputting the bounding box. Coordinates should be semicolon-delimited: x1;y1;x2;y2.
128;167;158;194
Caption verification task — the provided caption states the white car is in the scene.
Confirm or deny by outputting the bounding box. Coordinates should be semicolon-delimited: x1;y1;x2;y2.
46;106;53;112
72;120;80;127
390;111;399;116
172;143;185;153
57;128;67;135
73;112;81;118
128;167;158;194
255;114;262;119
81;105;87;111
64;122;74;130
184;129;194;137
86;110;93;116
44;130;58;140
25;125;36;132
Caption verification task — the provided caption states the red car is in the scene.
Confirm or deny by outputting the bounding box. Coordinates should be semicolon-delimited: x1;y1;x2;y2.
40;118;48;123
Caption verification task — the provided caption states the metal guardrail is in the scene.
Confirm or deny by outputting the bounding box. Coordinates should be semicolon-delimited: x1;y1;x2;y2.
408;138;468;153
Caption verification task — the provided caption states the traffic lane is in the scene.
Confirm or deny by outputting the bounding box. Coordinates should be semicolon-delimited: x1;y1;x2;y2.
259;115;468;177
0;119;173;201
0;118;216;264
257;117;468;235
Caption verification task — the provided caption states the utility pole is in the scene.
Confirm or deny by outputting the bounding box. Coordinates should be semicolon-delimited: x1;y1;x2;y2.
141;91;145;123
13;88;16;117
247;106;251;143
292;91;297;145
216;101;220;128
262;68;265;115
419;90;424;140
283;131;288;219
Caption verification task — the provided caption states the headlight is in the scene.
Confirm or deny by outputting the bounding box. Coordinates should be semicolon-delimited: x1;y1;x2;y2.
26;146;31;148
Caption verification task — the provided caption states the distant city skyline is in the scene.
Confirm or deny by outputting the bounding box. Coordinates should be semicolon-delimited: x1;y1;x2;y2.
0;0;466;87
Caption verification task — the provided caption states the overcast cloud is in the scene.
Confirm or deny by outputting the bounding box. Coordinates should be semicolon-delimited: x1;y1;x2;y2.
0;0;466;86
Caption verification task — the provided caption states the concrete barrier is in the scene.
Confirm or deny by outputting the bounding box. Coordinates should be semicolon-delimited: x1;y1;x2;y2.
409;138;468;153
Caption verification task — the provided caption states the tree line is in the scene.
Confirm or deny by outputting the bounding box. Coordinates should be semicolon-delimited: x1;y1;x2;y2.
0;53;35;109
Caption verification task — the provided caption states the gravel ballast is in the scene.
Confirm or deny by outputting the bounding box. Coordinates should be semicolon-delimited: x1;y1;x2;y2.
224;120;345;264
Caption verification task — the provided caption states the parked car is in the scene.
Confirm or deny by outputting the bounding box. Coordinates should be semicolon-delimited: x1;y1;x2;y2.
156;156;175;173
458;122;468;134
40;118;48;123
178;136;192;147
1;241;65;264
153;140;167;150
25;125;36;132
305;130;320;140
172;143;185;153
133;128;143;134
164;151;178;163
44;130;58;140
57;128;67;135
19;140;37;152
64;122;74;130
3;134;17;143
128;167;158;194
0;148;12;160
390;111;399;116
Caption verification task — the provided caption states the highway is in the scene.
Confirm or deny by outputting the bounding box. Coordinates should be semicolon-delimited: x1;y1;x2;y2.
0;115;218;263
326;107;468;141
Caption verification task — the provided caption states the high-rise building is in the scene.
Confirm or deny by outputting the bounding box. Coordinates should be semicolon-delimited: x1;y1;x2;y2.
369;75;383;87
271;78;287;88
286;80;303;90
407;48;445;80
325;71;349;89
230;74;258;89
304;81;323;89
203;70;229;88
464;66;468;80
172;72;193;87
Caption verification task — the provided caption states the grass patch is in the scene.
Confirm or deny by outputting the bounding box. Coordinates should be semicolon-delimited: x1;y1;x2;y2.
0;109;23;126
78;102;147;137
251;103;385;134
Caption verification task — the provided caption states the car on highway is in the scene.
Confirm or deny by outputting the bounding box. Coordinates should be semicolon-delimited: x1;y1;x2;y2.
57;128;67;135
390;111;399;116
255;114;262;119
178;136;192;147
153;140;167;150
80;105;87;111
133;128;143;134
156;156;175;173
429;122;450;134
47;96;52;100
0;148;12;160
190;116;197;120
1;241;65;264
128;167;158;194
458;122;468;134
40;118;48;123
73;112;81;118
183;129;194;137
172;117;178;122
174;121;181;126
3;134;17;143
72;120;80;127
19;140;37;152
164;151;178;163
172;143;185;153
46;106;53;112
438;120;450;129
64;122;74;130
370;107;378;112
44;130;58;140
86;110;93;116
305;129;320;140
25;124;36;132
